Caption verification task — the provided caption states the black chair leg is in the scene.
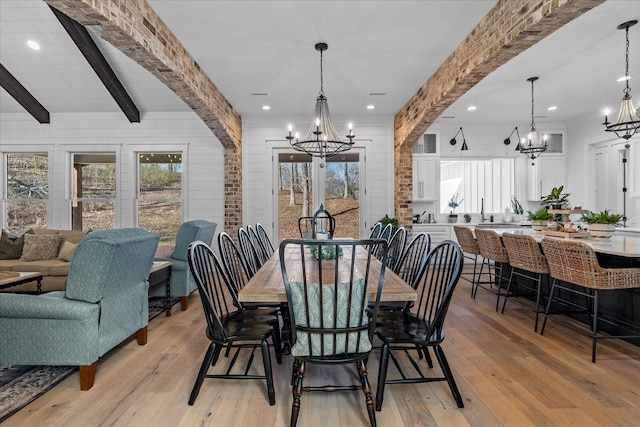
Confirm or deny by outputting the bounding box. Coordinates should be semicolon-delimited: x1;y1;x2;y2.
291;360;305;427
540;279;558;335
357;360;377;427
591;290;599;363
261;339;276;405
188;343;216;405
434;345;464;408
271;320;283;364
501;268;516;314
375;342;390;411
291;358;301;386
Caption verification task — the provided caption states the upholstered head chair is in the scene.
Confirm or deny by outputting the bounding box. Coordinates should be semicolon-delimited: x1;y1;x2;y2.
0;227;160;390
154;220;217;311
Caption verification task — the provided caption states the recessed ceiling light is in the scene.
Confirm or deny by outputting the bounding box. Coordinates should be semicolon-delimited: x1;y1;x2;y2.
467;106;476;111
262;105;270;110
617;76;631;82
547;106;558;111
27;40;40;50
366;105;375;110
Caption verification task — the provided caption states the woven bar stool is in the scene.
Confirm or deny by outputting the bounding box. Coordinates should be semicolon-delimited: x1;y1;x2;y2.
501;233;550;332
474;228;510;311
540;237;640;362
453;226;490;296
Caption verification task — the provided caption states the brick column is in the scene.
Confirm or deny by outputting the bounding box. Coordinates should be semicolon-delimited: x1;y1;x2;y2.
224;147;243;238
393;0;604;227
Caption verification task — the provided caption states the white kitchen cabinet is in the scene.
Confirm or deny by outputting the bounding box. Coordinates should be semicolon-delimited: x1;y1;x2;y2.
412;224;450;245
527;155;566;201
413;155;439;201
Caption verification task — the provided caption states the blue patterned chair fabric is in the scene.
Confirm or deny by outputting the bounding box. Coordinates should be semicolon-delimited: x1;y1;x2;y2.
0;227;160;389
154;220;217;308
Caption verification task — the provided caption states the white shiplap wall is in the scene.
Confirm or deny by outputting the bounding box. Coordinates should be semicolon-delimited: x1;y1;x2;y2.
241;116;395;241
0;111;225;231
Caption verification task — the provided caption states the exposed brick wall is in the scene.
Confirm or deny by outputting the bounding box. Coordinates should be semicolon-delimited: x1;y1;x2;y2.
224;147;243;238
393;0;605;228
45;0;244;231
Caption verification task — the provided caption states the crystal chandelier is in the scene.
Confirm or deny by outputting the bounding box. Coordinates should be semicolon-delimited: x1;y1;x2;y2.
518;77;547;165
603;20;640;141
286;43;355;158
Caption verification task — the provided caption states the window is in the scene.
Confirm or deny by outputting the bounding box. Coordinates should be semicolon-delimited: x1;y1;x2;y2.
137;152;182;244
70;153;116;230
4;153;48;230
440;158;514;214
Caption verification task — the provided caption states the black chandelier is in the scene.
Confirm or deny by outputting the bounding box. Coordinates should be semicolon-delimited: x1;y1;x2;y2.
286;43;355;158
603;20;640;141
515;77;547;165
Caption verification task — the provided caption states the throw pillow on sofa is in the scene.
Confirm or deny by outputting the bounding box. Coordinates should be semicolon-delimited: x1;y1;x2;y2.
20;234;63;262
57;240;78;262
0;228;34;260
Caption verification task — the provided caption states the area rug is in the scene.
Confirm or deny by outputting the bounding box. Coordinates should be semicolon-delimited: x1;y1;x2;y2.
0;306;167;422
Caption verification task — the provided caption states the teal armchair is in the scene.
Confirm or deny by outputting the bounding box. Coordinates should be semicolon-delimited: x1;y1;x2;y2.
0;228;160;390
153;220;216;311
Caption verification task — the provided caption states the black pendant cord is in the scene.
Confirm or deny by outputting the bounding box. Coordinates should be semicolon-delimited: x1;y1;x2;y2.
622;143;629;228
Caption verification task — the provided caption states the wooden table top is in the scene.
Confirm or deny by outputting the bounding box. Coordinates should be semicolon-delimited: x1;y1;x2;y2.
488;228;640;258
238;244;417;304
0;271;44;288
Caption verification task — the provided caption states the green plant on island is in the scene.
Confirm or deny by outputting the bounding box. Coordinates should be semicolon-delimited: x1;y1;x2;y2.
527;208;555;221
308;244;343;260
378;214;399;230
540;185;570;206
580;210;622;225
463;213;471;219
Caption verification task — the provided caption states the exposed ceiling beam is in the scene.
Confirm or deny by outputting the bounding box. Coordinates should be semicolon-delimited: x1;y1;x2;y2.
44;0;241;149
393;0;606;148
0;63;50;124
49;5;140;123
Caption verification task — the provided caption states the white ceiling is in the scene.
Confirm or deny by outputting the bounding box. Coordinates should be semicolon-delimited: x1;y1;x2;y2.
1;0;639;132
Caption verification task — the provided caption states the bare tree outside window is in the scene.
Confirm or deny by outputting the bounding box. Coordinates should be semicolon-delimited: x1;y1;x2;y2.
137;153;182;245
5;153;48;230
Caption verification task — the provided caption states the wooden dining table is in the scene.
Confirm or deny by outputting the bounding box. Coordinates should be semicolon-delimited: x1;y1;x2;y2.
238;244;418;304
238;242;418;354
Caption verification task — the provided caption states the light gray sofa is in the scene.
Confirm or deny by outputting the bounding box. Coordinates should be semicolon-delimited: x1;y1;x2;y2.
0;227;160;390
0;228;91;292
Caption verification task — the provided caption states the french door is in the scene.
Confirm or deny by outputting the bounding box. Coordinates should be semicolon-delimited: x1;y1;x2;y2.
273;148;364;241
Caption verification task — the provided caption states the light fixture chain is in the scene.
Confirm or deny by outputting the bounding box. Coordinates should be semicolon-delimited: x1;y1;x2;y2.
530;78;536;131
624;25;631;95
319;48;324;96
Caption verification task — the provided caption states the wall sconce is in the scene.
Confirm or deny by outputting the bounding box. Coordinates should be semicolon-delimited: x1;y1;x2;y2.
504;126;523;150
449;127;468;151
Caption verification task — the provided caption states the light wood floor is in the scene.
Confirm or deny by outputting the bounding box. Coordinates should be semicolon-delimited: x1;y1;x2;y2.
6;281;640;427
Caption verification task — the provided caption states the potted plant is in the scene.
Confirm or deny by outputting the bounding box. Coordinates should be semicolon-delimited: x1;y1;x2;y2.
378;214;399;230
540;185;570;209
463;213;472;223
528;208;555;232
448;193;464;223
580;210;622;240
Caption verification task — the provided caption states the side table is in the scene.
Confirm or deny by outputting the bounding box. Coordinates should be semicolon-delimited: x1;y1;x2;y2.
148;261;173;316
